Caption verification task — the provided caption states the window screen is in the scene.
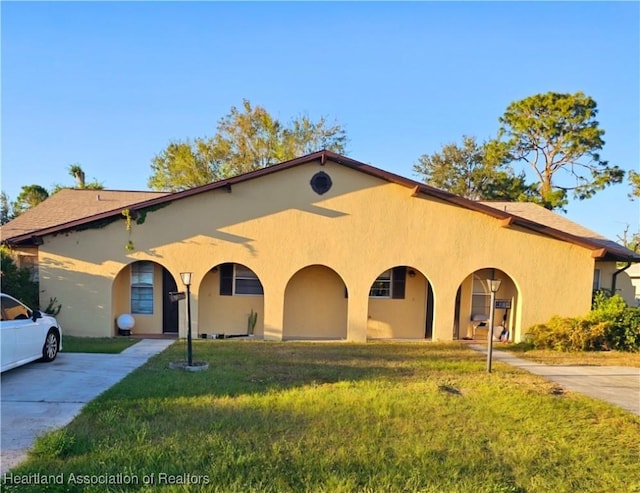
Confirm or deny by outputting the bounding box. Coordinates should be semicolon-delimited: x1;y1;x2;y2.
131;262;154;314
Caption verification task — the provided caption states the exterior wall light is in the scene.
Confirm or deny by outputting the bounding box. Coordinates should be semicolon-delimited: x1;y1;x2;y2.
180;272;192;286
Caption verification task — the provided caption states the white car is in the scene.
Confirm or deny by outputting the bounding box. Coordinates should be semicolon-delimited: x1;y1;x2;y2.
1;293;62;372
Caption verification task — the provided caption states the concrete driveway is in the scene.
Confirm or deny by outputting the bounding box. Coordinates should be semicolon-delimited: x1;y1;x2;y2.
471;345;640;415
0;339;174;473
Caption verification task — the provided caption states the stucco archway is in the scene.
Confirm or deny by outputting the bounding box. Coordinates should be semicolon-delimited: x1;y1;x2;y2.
366;266;433;339
454;268;519;342
198;262;265;337
283;265;348;340
111;260;179;336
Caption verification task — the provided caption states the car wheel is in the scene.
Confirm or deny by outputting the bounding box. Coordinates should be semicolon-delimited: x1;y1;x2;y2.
42;330;60;362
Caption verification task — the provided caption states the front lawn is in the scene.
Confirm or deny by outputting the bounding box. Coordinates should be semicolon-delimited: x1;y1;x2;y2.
61;336;140;354
5;342;640;493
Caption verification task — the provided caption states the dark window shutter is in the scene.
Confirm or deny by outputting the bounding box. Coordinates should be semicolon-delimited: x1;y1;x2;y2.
392;266;406;299
220;263;234;296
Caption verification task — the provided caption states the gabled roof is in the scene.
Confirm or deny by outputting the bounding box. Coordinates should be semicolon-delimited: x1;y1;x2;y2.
1;189;168;243
2;151;637;262
479;201;638;262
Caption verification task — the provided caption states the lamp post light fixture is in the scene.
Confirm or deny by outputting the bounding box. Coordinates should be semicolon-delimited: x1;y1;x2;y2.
180;272;193;367
486;278;502;373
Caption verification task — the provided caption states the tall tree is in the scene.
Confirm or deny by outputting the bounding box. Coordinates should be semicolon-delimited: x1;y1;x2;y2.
149;100;348;191
12;185;49;216
495;91;624;209
413;136;536;201
1;192;12;225
629;170;640;199
625;172;640;253
52;164;104;192
69;164;86;188
149;139;222;191
616;224;640;253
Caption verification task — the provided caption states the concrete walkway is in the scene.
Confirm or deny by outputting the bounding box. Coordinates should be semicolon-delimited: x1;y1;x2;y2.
470;345;640;416
0;339;174;474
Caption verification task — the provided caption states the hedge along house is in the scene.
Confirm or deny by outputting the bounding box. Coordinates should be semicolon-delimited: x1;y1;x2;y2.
2;151;638;342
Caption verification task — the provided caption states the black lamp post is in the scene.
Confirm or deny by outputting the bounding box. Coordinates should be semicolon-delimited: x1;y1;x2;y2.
486;278;502;373
180;272;193;366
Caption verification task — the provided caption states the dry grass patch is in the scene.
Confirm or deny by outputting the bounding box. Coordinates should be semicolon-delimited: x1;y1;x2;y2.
505;343;640;367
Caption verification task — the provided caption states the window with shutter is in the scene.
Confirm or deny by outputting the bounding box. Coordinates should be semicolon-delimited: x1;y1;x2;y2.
369;267;406;299
219;263;264;296
370;270;392;297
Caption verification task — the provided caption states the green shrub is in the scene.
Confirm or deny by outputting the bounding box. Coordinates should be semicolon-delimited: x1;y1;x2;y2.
570;319;611;351
526;292;640;352
527;317;567;351
526;317;610;351
0;247;38;308
590;291;626;321
610;307;640;352
42;296;62;316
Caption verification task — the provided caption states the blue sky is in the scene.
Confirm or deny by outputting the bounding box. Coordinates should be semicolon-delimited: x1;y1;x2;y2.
2;1;638;242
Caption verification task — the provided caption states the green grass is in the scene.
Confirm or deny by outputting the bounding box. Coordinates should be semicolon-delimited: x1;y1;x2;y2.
61;336;140;354
5;341;640;493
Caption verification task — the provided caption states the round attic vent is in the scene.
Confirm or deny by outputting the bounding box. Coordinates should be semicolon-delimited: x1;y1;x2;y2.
310;171;332;195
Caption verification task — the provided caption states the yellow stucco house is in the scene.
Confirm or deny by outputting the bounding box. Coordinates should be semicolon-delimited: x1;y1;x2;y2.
616;263;640;306
2;151;638;342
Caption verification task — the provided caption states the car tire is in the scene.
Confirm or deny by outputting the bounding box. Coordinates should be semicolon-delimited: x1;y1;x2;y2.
42;330;60;362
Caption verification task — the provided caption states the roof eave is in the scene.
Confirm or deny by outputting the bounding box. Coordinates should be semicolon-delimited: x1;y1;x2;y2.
595;251;640;262
3;206;129;246
4;150;636;262
2;151;376;244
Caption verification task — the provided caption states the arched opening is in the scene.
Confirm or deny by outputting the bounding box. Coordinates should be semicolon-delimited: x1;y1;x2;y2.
198;262;265;337
283;265;347;340
111;260;178;336
455;267;519;342
367;266;433;340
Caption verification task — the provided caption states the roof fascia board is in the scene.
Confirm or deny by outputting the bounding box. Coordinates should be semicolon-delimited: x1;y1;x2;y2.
3;153;334;244
4;152;379;244
5;149;639;261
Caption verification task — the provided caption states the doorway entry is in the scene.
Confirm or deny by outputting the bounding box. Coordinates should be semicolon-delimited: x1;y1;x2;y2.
162;269;179;333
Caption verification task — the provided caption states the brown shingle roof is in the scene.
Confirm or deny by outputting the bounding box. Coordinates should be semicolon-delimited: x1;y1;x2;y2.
1;189;168;242
479;201;608;239
479;201;637;262
2;151;637;262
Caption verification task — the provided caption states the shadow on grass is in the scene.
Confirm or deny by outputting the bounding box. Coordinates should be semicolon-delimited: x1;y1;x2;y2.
95;341;487;402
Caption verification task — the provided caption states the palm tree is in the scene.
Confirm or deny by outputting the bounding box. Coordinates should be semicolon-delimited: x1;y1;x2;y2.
68;164;86;188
